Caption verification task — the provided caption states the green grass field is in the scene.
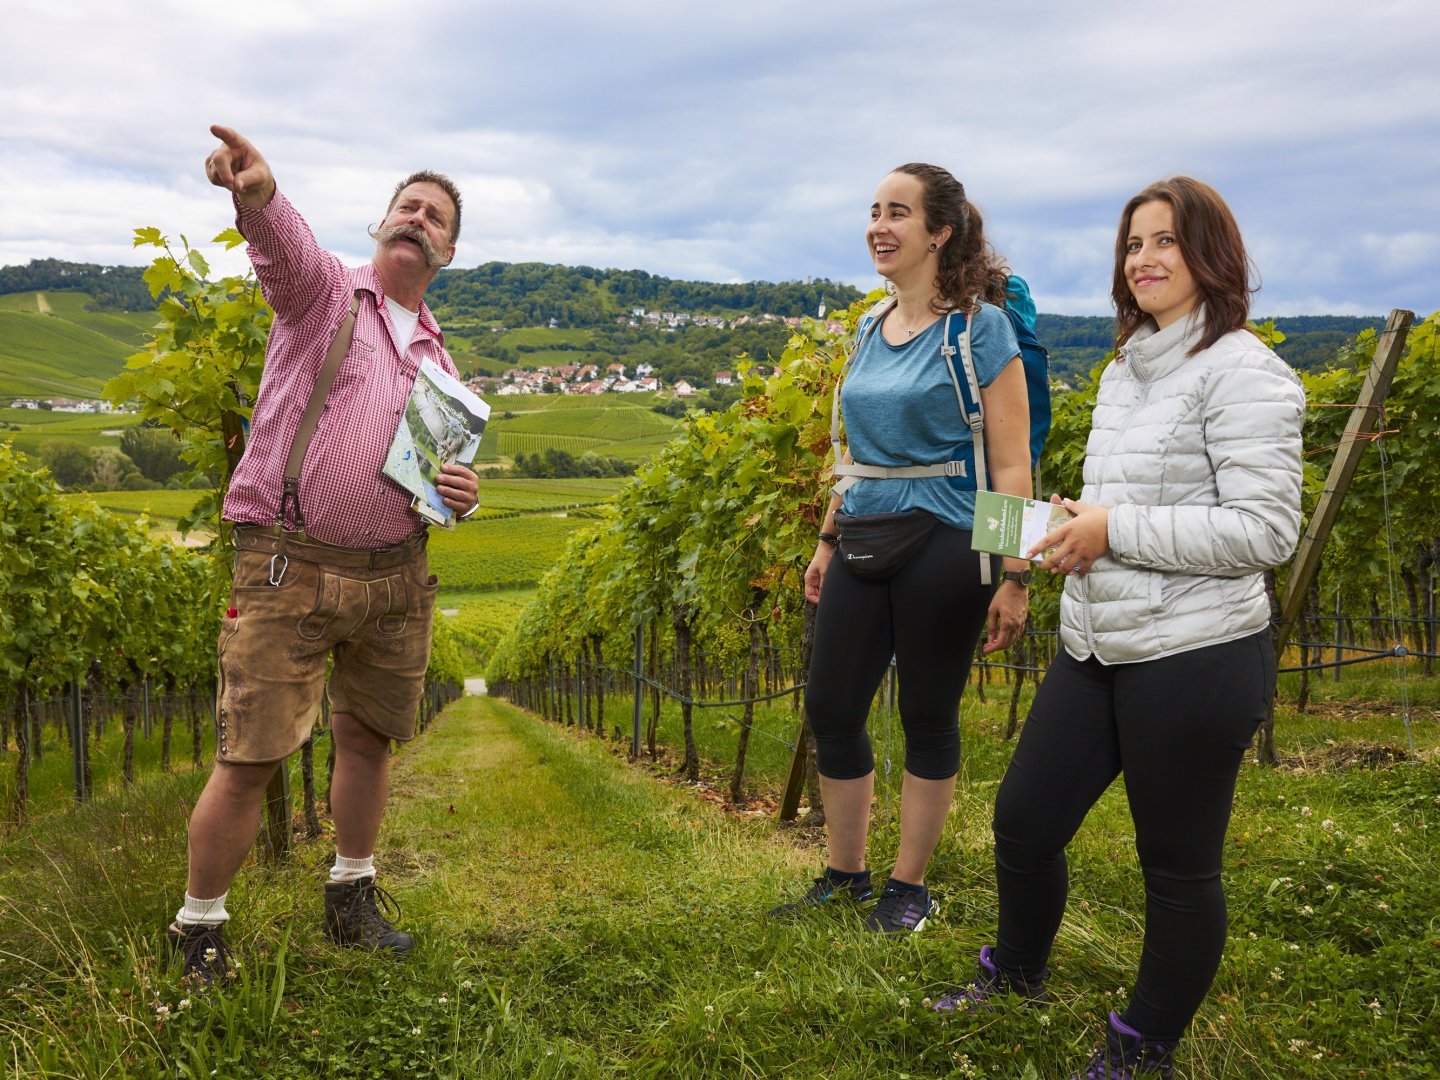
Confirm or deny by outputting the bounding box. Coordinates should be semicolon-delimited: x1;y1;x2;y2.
0;291;150;400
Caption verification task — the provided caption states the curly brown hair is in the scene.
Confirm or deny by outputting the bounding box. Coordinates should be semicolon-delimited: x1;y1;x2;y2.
1111;177;1255;355
892;163;1011;315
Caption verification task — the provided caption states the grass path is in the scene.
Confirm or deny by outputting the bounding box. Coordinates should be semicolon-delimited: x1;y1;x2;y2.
2;695;1434;1078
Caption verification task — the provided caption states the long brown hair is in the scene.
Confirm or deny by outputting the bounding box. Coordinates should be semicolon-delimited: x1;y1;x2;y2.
893;163;1010;315
1112;177;1255;355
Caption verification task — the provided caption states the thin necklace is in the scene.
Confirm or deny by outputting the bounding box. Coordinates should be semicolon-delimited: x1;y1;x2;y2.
892;307;936;338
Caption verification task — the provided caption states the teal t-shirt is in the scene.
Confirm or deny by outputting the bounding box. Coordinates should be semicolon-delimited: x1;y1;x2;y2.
839;302;1020;530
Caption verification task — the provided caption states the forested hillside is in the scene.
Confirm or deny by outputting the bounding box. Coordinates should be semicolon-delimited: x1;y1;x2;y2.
0;256;1387;391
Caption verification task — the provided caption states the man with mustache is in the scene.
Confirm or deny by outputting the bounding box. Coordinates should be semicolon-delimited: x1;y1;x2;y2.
167;125;478;986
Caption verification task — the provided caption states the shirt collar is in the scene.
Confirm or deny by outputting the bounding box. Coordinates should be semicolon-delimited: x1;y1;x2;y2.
349;264;446;345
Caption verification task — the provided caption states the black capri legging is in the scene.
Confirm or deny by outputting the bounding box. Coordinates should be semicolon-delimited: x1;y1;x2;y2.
805;523;993;780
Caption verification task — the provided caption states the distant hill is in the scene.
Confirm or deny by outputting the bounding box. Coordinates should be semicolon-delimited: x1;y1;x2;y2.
1034;313;1388;383
0;258;1388;398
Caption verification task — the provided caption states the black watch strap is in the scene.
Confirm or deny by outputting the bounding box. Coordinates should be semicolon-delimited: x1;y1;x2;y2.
1002;568;1033;587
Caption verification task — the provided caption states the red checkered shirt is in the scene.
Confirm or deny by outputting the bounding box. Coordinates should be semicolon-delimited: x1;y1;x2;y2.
222;189;459;548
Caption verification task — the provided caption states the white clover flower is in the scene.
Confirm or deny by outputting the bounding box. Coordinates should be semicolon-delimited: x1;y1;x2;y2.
177;998;191;1011
1326;884;1337;893
437;995;448;1005
1038;1012;1051;1026
1301;905;1314;916
1269;968;1285;983
411;1026;422;1036
898;996;910;1009
1248;931;1259;940
704;1005;714;1015
1321;819;1336;832
1377;902;1390;911
1368;1000;1382;1017
1289;944;1301;952
461;979;473;990
1300;806;1313;817
1289;1039;1309;1053
154;1004;170;1019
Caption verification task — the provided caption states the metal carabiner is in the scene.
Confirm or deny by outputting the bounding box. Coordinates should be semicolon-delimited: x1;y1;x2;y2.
268;553;289;587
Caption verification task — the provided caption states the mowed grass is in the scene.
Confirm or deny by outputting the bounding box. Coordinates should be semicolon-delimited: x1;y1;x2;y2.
470;477;625;516
1;685;1435;1078
429;514;592;592
0;290;155;346
476;396;677;463
0;295;134;399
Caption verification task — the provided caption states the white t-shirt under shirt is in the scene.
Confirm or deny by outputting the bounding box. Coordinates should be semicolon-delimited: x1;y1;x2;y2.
384;296;421;355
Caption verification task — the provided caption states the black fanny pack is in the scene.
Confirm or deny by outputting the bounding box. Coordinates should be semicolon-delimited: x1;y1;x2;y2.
833;509;937;579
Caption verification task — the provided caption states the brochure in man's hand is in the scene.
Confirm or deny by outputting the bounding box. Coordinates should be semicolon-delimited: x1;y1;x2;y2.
971;490;1072;560
382;358;490;528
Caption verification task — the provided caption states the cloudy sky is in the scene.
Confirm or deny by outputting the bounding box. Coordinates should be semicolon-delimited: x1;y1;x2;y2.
3;0;1437;317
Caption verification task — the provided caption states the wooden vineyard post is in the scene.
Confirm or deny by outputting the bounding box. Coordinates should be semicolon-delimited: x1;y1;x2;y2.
260;761;292;863
630;623;644;759
1261;308;1414;763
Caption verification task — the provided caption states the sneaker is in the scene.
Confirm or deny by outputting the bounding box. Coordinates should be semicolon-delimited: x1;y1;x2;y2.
863;881;937;934
324;875;414;955
1071;1011;1176;1079
166;921;235;987
767;871;874;919
933;944;1049;1011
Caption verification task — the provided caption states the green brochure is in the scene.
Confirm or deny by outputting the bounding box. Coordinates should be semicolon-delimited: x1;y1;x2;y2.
971;490;1072;560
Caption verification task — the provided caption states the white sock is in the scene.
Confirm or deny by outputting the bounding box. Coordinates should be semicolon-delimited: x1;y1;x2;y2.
176;892;229;926
330;854;375;883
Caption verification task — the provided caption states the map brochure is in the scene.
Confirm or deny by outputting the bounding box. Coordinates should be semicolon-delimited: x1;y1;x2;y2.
382;358;491;528
970;490;1073;560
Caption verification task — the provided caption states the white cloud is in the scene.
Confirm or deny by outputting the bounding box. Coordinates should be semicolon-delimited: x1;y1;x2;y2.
1;0;1437;315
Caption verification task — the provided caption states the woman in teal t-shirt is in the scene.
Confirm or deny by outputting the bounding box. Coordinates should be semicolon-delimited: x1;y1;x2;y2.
769;163;1034;933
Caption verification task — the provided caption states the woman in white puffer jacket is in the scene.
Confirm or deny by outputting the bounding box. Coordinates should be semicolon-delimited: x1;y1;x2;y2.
934;177;1306;1080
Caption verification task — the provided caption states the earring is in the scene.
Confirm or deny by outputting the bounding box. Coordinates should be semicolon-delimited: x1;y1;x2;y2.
928;242;938;251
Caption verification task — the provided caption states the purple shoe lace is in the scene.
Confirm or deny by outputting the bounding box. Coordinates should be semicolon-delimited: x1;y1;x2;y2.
1074;1012;1175;1079
933;945;1048;1012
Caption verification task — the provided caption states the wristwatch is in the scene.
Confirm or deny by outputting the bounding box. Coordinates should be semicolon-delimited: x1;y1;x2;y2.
1002;568;1033;587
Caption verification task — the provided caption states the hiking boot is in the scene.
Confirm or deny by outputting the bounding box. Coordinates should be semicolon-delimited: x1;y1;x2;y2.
933;944;1049;1011
324;876;414;955
767;871;874;919
863;881;937;934
1071;1011;1176;1079
166;921;235;987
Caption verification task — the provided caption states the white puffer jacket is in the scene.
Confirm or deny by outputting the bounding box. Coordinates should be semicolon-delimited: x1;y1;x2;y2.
1059;312;1306;664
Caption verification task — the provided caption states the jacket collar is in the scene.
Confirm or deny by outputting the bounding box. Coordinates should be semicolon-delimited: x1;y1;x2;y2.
1118;309;1203;382
348;264;446;345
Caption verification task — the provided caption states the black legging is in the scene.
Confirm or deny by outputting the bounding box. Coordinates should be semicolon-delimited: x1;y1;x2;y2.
805;523;993;781
992;628;1275;1042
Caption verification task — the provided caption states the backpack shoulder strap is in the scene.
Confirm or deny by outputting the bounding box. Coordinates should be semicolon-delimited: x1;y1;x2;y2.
939;309;994;585
829;297;894;492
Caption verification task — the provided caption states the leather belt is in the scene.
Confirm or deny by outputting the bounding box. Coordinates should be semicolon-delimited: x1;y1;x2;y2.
232;525;426;571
